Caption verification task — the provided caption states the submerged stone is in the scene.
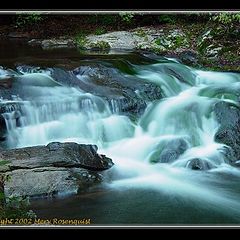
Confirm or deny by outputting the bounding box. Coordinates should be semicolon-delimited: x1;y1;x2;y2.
186;158;214;171
149;138;189;164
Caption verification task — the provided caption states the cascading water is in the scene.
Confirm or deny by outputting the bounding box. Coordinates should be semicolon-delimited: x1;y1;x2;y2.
2;53;240;223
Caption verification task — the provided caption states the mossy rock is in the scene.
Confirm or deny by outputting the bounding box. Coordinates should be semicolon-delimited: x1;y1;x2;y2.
89;41;110;50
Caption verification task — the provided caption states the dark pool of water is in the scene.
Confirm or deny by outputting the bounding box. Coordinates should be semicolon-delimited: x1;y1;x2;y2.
30;186;239;225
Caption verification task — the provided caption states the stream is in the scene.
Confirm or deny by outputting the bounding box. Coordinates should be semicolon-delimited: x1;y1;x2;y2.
1;39;240;224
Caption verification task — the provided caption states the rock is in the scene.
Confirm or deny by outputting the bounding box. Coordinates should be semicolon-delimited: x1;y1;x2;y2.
0;75;14;89
28;39;42;46
0;142;114;171
8;32;31;38
84;31;139;50
159;62;196;86
82;29;189;54
205;45;222;58
4;167;102;198
214;101;240;163
0;102;22;114
107;97;147;118
149;138;189;164
15;73;61;87
0;101;23;141
0;142;114;198
0;114;6;141
179;50;198;66
214;101;240;127
41;38;76;49
159;139;189;163
48;67;91;92
186;158;214;170
0;72;62;101
49;64;163;118
1;63;163;119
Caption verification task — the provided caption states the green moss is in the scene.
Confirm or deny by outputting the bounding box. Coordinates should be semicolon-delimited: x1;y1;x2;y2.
94;28;107;35
155;39;161;46
0;195;37;220
74;31;90;49
0;160;10;166
135;28;147;37
89;41;110;50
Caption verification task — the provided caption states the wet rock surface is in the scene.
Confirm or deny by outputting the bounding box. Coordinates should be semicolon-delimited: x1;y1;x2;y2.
0;142;114;197
214;101;240;164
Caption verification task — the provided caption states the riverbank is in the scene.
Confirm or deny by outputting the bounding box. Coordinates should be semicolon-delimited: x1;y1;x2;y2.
1;14;239;71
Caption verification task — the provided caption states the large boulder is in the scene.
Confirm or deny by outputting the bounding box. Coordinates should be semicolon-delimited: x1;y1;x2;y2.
214;101;240;164
41;38;76;49
0;142;114;198
0;75;14;89
0;114;6;141
0;101;23;142
179;50;199;66
0;142;113;172
0;72;62;100
48;64;163;118
84;31;139;50
185;158;214;171
149;138;189;164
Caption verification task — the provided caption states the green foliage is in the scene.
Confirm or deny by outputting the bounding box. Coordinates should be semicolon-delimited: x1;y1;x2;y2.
208;13;240;40
0;174;36;220
174;35;186;48
15;13;43;28
0;196;36;220
75;32;87;48
119;12;135;24
0;160;10;166
157;14;176;24
155;39;161;46
86;13;115;25
212;13;240;25
89;41;110;50
135;28;147;37
94;27;107;35
155;31;188;50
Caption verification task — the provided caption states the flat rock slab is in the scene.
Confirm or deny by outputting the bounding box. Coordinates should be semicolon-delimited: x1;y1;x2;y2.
4;167;101;198
85;31;141;50
0;142;114;198
0;142;114;172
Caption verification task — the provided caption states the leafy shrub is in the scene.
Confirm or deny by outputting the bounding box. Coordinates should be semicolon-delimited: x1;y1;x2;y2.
211;13;240;39
98;15;118;25
15;13;43;27
158;14;176;24
89;41;110;50
0;174;36;220
1;196;36;220
212;13;240;25
119;13;135;24
95;27;107;35
135;28;147;37
75;31;88;48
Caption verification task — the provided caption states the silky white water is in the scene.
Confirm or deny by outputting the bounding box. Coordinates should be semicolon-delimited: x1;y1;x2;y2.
2;59;240;221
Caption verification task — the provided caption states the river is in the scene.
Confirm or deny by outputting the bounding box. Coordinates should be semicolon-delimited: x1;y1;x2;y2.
1;39;240;225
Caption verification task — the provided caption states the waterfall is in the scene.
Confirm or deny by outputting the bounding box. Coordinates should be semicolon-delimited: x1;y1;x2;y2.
2;56;240;221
